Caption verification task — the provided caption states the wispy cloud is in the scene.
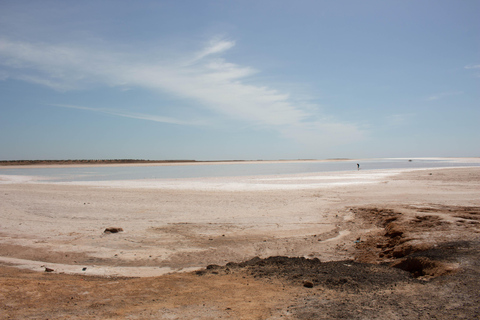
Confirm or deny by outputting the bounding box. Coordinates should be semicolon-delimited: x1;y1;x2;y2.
425;91;463;101
385;113;414;126
50;104;207;126
464;64;480;69
280;120;366;146
0;37;364;143
0;70;9;81
192;38;236;62
464;64;480;78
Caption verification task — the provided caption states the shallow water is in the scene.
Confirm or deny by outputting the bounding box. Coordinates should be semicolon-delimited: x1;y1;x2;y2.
1;158;479;182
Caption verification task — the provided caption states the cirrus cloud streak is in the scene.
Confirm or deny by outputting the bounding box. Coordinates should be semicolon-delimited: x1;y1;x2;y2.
0;37;364;144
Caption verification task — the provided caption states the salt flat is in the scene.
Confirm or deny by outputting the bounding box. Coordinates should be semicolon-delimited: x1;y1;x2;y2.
1;166;479;277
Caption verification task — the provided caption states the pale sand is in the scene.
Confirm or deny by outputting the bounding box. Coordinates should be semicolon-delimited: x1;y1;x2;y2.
0;166;479;277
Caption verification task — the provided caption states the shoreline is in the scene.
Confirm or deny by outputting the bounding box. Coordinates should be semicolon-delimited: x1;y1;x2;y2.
0;167;443;190
1;157;478;169
1;165;479;191
0;158;340;169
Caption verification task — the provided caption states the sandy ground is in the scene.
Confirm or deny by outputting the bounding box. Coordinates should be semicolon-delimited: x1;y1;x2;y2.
0;166;479;319
0;168;409;277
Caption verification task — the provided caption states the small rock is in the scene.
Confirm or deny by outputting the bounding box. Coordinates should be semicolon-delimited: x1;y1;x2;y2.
45;267;54;272
303;280;314;288
104;227;123;233
82;267;87;271
206;264;221;270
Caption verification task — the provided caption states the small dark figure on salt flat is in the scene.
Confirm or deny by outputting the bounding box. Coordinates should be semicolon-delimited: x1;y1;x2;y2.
357;163;360;170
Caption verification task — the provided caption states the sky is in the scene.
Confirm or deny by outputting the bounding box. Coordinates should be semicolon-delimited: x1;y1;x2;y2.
0;0;479;161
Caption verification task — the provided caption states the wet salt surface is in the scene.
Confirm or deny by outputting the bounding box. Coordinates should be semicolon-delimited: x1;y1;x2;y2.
0;158;478;180
50;170;401;191
0;158;479;190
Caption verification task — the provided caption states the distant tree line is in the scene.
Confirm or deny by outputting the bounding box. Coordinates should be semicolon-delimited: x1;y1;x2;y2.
0;159;198;166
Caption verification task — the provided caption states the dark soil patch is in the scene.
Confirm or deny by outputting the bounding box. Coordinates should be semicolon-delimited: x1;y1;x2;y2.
198;239;480;319
200;256;416;292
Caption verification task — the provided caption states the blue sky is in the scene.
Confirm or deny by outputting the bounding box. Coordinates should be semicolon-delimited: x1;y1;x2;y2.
0;0;479;160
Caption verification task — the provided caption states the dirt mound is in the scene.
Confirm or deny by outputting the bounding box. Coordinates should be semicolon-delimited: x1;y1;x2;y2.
200;256;416;291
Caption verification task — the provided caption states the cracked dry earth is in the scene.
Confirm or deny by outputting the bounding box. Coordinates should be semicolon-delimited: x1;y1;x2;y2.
1;167;480;319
